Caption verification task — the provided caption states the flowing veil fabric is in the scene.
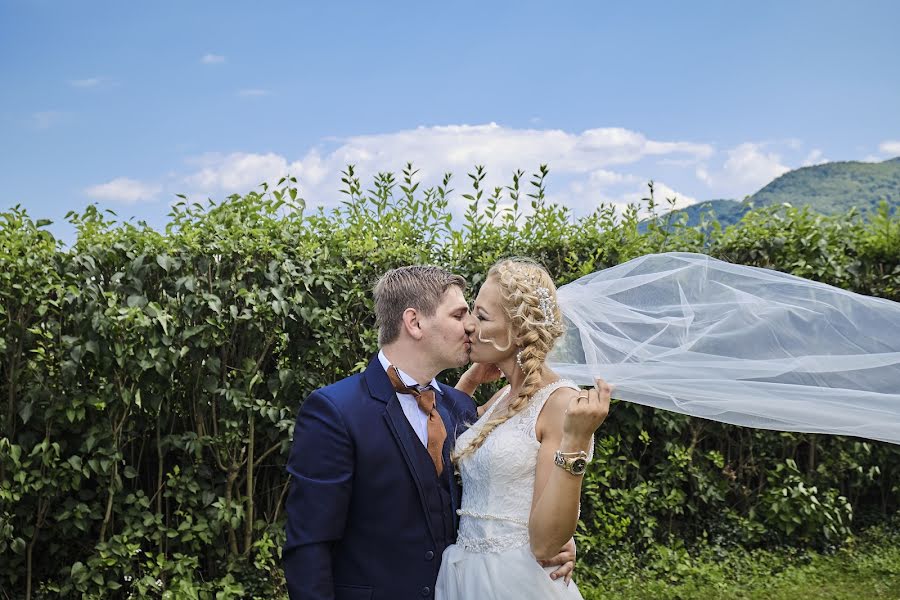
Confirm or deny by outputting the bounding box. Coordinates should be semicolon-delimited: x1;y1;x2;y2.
548;252;900;444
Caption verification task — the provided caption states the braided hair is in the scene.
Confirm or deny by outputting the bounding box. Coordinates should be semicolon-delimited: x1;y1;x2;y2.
452;258;564;463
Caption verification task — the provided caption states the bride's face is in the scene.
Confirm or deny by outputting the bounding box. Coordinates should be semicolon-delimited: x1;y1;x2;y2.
469;278;516;364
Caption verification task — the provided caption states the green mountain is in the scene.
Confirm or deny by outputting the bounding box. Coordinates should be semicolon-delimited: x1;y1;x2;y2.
662;199;750;228
664;157;900;227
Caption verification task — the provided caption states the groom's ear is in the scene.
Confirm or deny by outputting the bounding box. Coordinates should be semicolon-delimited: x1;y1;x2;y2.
401;308;425;341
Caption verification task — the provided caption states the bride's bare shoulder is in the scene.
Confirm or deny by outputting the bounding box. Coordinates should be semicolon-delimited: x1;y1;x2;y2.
536;384;580;440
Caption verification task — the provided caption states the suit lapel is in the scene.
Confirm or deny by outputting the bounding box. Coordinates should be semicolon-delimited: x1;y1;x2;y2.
433;393;463;531
364;356;440;545
434;394;456;468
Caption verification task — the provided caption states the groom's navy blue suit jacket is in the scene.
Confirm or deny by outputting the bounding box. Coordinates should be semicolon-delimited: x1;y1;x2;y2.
283;356;477;600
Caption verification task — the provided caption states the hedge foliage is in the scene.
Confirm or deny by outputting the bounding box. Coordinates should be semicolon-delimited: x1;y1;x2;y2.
2;165;899;598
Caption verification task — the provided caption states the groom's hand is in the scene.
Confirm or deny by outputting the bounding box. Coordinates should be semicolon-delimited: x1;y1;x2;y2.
538;537;576;585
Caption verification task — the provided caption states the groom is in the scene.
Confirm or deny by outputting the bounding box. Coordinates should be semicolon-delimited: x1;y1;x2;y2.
283;266;574;600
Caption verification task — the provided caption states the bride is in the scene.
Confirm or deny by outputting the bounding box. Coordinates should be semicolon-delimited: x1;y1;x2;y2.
436;258;610;599
437;250;900;598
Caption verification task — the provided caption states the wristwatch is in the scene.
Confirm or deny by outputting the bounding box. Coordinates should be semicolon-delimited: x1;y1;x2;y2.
554;450;589;475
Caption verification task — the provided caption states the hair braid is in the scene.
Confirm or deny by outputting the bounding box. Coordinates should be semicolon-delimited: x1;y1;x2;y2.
452;258;564;463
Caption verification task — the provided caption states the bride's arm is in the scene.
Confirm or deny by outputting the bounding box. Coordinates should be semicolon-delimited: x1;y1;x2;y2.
528;380;610;560
455;363;503;415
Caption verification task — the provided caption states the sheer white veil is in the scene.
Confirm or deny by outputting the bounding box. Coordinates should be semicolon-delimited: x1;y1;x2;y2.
548;252;900;445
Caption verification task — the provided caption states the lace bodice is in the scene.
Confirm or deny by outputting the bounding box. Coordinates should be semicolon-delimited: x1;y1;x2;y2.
454;379;590;553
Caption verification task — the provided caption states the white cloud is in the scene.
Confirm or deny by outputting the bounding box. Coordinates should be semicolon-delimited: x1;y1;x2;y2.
721;143;790;193
322;123;711;179
563;169;640;207
96;125;826;221
572;127;713;167
801;149;827;166
695;166;713;187
659;157;707;167
85;177;161;204
620;181;699;217
237;88;271;98
694;142;792;197
652;182;698;211
184;153;301;192
32;110;63;129
70;77;103;88
174;124;715;215
879;140;900;156
587;169;638;187
201;53;225;64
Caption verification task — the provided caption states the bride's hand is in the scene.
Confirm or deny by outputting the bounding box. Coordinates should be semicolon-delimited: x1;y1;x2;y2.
562;377;611;447
467;362;503;385
455;362;503;396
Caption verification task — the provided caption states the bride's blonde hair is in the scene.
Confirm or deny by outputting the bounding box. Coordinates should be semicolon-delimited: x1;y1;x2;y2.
452;258;564;463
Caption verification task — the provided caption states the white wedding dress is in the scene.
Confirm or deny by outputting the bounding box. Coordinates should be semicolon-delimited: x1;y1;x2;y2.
435;379;590;600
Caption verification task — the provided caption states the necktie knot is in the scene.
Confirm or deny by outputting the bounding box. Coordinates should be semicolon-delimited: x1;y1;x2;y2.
415;386;436;413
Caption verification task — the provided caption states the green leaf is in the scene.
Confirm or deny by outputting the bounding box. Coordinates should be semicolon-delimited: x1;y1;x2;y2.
207;295;222;314
127;295;147;308
156;254;172;272
11;537;26;555
19;402;33;424
10;444;22;465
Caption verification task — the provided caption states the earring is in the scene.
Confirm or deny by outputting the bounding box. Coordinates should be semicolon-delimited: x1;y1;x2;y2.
516;348;525;371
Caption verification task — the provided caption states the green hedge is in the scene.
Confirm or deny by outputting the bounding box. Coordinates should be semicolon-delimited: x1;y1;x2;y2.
2;166;899;598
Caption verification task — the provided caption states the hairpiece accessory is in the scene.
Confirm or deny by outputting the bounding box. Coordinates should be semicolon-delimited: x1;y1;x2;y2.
516;348;524;371
508;263;557;327
535;286;557;327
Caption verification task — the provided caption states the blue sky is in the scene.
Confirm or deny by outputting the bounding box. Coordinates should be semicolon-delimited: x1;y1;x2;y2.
2;0;899;240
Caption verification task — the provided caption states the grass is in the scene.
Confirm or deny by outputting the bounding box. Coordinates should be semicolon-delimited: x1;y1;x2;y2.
578;525;900;599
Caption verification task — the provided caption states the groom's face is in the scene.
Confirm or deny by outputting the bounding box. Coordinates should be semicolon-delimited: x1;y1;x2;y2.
419;285;475;369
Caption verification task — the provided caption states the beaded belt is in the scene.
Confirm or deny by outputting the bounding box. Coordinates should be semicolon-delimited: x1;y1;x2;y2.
456;530;530;553
455;509;530;553
455;508;528;526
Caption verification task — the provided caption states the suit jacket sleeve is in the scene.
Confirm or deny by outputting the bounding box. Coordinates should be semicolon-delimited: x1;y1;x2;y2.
460;391;478;423
448;387;478;432
283;389;354;600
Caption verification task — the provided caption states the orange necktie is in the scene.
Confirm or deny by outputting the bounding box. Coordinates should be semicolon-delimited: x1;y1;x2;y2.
387;365;447;476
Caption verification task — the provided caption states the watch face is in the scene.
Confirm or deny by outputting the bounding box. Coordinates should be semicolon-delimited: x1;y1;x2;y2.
572;458;587;474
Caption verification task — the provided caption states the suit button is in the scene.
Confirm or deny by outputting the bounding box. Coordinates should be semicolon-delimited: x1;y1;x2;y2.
425;550;435;560
421;586;431;596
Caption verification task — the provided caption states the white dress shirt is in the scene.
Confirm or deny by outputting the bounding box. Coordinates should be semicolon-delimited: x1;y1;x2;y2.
378;349;443;448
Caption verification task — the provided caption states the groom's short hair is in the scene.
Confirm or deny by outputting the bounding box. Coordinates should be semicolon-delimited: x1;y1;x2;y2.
374;266;466;345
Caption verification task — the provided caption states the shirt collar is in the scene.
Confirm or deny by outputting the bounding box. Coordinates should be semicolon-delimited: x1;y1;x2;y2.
377;349;443;395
